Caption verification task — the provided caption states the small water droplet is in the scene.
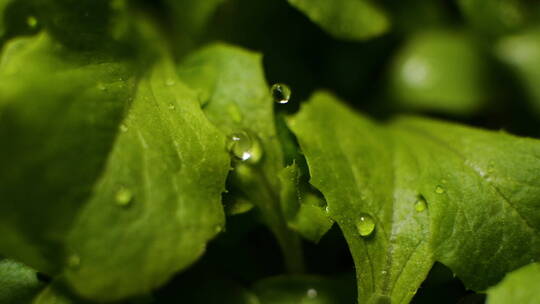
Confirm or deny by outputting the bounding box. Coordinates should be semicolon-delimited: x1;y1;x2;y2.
165;79;175;86
415;197;427;212
325;206;330;213
120;124;128;133
115;187;133;207
271;83;291;104
306;288;317;299
435;185;445;194
67;254;80;268
26;16;38;28
381;270;388;275
356;213;375;237
168;103;175;110
227;131;263;164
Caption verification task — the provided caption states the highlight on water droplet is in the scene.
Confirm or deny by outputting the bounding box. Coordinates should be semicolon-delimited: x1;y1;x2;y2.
356;213;375;237
67;254;80;268
115;186;133;207
435;185;445;194
306;288;318;299
227;131;263;164
270;83;291;104
415;196;427;212
26;16;38;28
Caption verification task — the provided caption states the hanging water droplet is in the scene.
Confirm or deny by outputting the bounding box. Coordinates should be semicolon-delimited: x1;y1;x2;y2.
271;83;291;104
165;78;175;86
306;288;318;299
115;187;133;207
356;213;375;237
26;16;38;28
120;124;128;133
415;197;427;212
67;254;80;268
227;131;263;164
435;185;445;194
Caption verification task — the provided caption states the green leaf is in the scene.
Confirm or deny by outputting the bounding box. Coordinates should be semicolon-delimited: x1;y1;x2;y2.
253;275;356;304
178;43;304;272
0;259;44;304
279;163;333;243
0;33;136;274
496;28;540;115
287;0;390;41
458;0;527;37
389;30;489;115
287;92;540;303
64;57;230;301
486;263;540;304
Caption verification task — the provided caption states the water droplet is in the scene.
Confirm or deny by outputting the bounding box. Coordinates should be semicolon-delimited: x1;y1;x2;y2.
271;83;291;104
356;213;375;237
120;124;128;133
227;131;263;164
415;197;427;212
435;185;445;194
325;206;330;213
67;254;80;268
165;79;175;86
306;288;318;299
26;16;38;28
381;270;388;275
168;103;175;110
115;187;133;207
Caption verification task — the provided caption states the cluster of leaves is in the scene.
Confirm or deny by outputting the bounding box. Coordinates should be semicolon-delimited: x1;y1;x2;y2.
1;0;540;303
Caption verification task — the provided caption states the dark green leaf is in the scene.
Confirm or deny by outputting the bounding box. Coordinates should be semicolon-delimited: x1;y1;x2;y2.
287;0;390;41
288;92;540;303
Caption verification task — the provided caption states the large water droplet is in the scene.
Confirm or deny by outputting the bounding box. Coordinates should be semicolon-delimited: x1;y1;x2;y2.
356;213;375;237
415;197;427;212
306;288;318;299
67;254;80;268
271;83;291;104
115;187;133;207
227;131;263;164
435;185;445;194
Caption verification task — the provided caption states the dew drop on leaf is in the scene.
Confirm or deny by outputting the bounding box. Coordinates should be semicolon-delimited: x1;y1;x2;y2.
356;213;375;237
415;197;427;212
67;254;80;268
271;83;291;104
227;131;263;164
26;16;38;28
115;186;133;207
306;288;318;299
435;185;445;194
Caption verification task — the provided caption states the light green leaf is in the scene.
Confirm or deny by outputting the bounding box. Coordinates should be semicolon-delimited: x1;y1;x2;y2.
389;30;489;115
253;275;356;304
496;28;540;115
288;92;540;303
64;57;230;301
0;33;136;274
0;259;44;304
487;263;540;304
287;0;390;41
177;43;304;272
279;163;333;243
